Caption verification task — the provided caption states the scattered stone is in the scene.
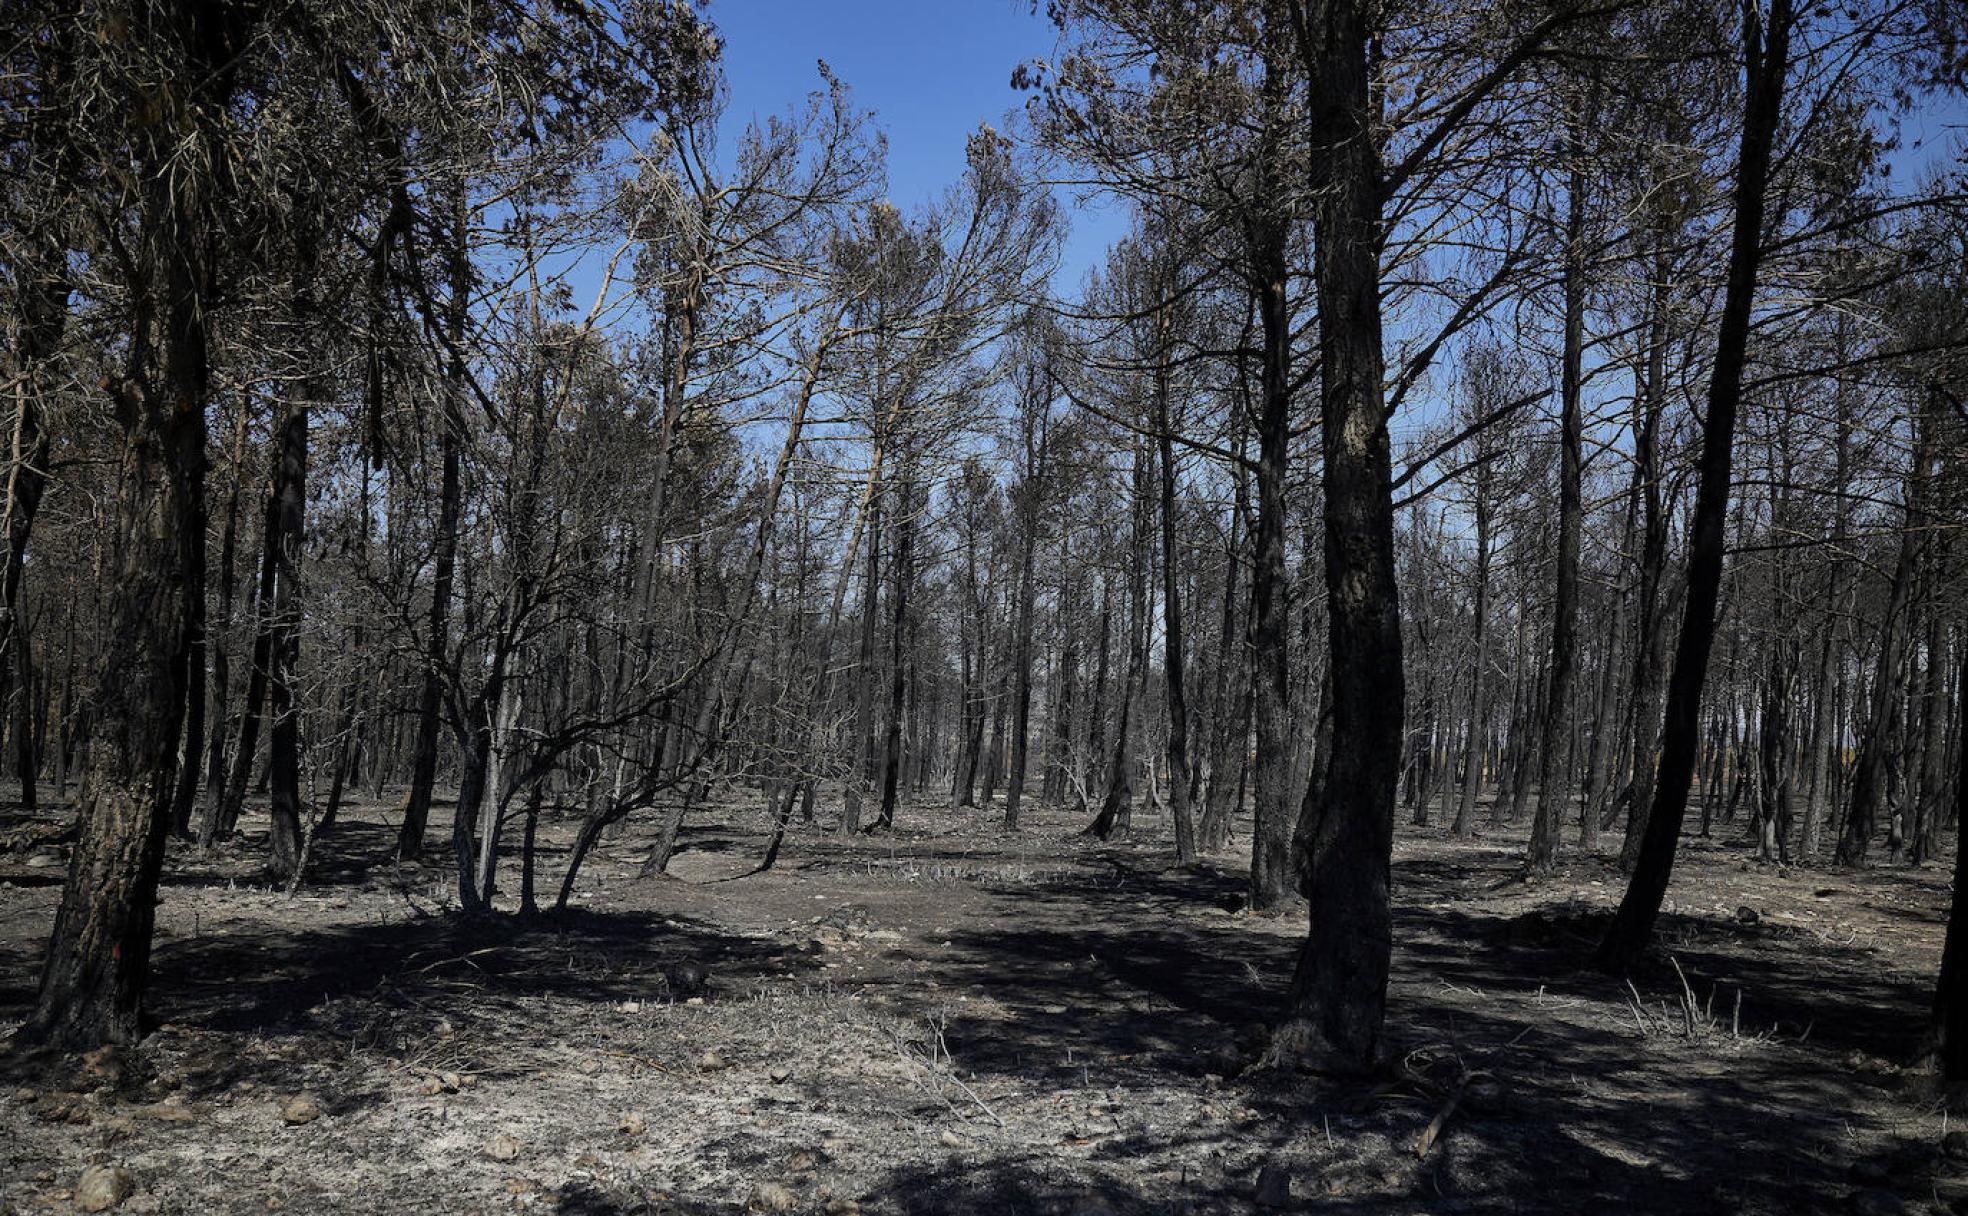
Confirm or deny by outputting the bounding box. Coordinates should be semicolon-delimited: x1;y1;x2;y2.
697;1049;727;1072
134;1102;195;1124
769;1065;792;1084
485;1133;522;1162
74;1165;136;1212
822;1199;860;1216
279;1092;324;1125
787;1150;821;1173
25;848;62;867
36;1091;93;1125
1736;905;1761;926
97;1115;139;1145
1254;1165;1293;1208
618;1113;646;1137
417;1076;445;1096
938;1130;964;1148
748;1182;798;1212
13;1086;35;1102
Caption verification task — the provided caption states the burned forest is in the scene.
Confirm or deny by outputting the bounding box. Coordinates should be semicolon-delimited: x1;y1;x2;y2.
4;0;1968;1212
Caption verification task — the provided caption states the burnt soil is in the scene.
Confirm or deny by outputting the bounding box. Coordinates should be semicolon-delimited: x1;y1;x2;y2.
0;789;1960;1215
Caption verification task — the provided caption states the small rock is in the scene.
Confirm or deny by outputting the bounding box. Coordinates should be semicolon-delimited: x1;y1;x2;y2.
485;1133;522;1162
75;1165;136;1212
823;1200;860;1216
787;1149;821;1172
82;1045;126;1087
1254;1165;1293;1208
97;1115;139;1145
748;1182;799;1212
938;1130;963;1148
617;1113;646;1137
769;1065;792;1084
417;1076;445;1096
279;1092;324;1125
25;848;61;867
440;1072;463;1092
698;1049;727;1072
135;1102;195;1124
1736;905;1761;926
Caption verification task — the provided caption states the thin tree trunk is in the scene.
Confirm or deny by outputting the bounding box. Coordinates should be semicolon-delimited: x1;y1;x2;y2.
1598;0;1792;970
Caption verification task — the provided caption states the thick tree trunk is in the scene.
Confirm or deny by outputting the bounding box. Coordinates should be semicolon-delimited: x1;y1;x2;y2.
28;0;243;1042
1273;0;1404;1074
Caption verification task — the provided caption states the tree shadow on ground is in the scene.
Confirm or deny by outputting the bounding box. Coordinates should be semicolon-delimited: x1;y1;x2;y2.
856;837;1947;1216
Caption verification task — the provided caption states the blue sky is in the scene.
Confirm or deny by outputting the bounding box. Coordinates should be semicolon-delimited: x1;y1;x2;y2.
706;0;1127;286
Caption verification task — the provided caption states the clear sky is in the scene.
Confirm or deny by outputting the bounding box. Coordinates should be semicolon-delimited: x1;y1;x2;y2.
706;0;1127;287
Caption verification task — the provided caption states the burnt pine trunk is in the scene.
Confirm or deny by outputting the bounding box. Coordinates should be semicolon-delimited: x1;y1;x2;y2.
1616;250;1676;872
1245;62;1297;910
0;226;65;818
1528;131;1589;871
28;0;247;1047
1156;310;1199;864
1838;391;1931;865
1452;471;1493;837
198;401;251;840
265;396;309;880
1200;405;1250;850
1003;387;1046;829
1088;440;1152;841
1597;0;1792;972
398;184;471;860
1274;0;1405;1073
875;476;914;832
1929;639;1968;1079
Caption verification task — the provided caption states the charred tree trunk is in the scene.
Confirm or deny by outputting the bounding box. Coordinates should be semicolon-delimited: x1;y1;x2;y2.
399;185;470;860
1274;0;1405;1073
1598;0;1792;971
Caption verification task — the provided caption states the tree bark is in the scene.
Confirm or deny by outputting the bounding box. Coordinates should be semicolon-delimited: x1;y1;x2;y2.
1273;0;1405;1073
1597;0;1792;972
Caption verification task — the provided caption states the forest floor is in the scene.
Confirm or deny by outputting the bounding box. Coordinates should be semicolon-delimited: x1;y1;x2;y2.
0;788;1960;1215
